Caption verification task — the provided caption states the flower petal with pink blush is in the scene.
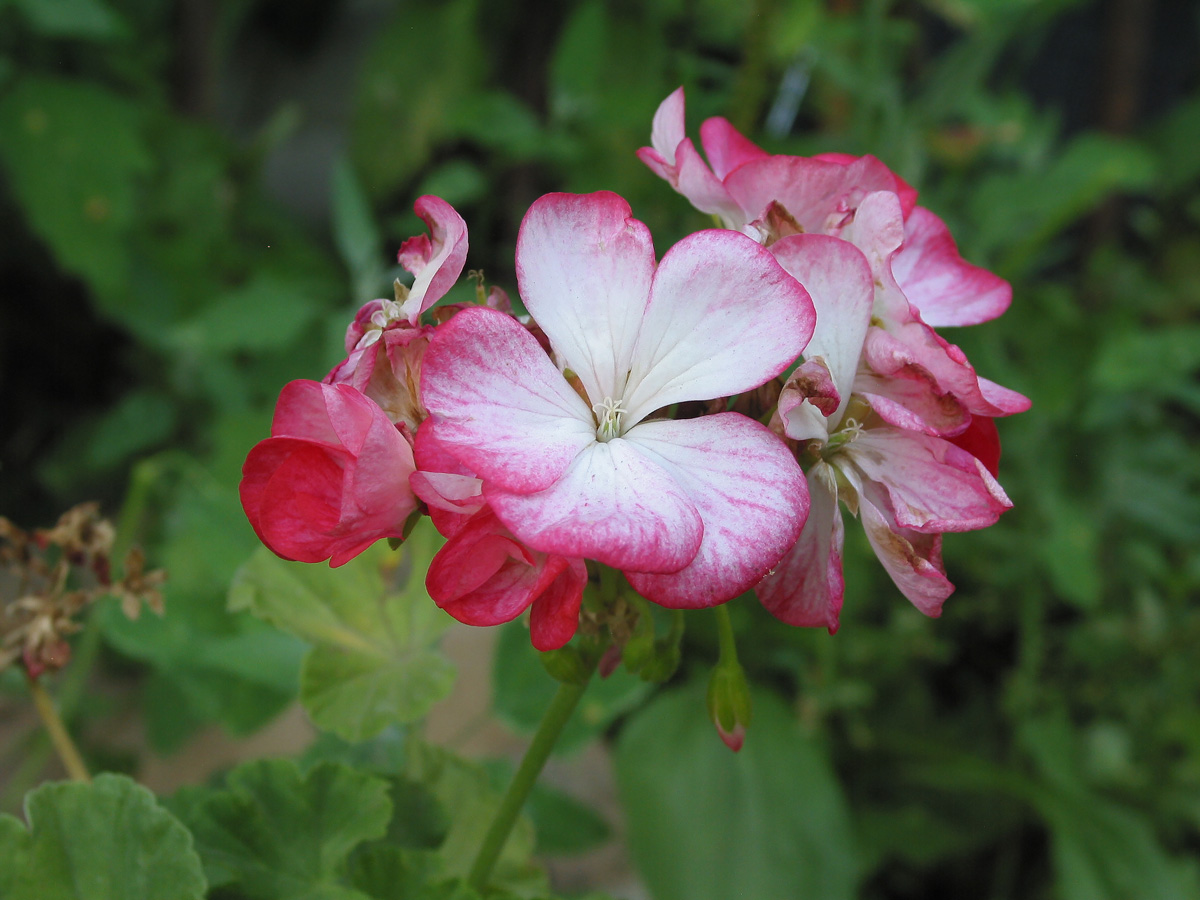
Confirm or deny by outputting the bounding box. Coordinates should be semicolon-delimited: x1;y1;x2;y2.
769;233;873;423
724;155;901;235
777;359;840;443
487;438;703;575
862;324;1030;420
854;368;971;437
645;86;687;170
756;461;844;632
842;427;1011;533
700;116;769;179
813;152;919;219
623;414;808;608
515;192;655;405
857;494;953;617
241;381;418;567
622;229;814;425
891;207;1011;327
419;307;596;494
397;195;468;324
948;415;1002;479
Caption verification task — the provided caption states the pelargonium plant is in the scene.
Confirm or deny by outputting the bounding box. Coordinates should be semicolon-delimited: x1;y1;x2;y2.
240;87;1027;891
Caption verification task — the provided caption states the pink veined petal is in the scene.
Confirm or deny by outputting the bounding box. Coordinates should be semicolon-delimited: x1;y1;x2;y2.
528;557;588;651
724;155;901;236
755;461;844;632
420;307;596;494
410;422;484;537
842;426;1011;533
840;190;907;281
648;86;686;167
862;324;1030;419
622;414;808;608
813;152;919;219
699;116;769;180
854;367;971;437
622;229;815;425
487;438;703;575
857;493;953;617
891;206;1011;327
398;195;469;324
515;191;655;405
770;233;874;423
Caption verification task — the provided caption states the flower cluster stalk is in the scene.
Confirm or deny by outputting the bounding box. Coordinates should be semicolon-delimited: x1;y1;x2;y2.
27;674;90;783
467;661;596;890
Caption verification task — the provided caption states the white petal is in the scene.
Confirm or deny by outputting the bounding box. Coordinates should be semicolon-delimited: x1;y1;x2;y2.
622;229;814;425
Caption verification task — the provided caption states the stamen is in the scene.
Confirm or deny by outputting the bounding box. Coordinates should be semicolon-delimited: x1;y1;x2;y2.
592;396;627;441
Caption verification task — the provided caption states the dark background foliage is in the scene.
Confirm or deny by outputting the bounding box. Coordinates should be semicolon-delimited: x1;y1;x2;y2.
2;0;1198;898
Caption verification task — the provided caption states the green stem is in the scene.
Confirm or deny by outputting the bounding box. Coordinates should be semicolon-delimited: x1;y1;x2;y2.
467;664;596;890
714;604;739;662
27;675;90;782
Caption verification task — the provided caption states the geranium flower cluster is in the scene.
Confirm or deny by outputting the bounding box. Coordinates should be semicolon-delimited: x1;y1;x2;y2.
242;88;1027;649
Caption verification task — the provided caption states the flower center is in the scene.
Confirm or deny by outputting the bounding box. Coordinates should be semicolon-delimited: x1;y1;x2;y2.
592;396;627;441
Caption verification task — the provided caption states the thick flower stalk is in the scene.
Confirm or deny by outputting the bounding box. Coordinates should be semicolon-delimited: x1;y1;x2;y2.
418;191;816;626
641;88;1029;628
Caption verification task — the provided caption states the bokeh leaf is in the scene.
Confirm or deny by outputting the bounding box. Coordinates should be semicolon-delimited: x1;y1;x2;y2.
615;682;859;900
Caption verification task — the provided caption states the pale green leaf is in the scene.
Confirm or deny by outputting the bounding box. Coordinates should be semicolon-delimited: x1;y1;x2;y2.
230;531;456;742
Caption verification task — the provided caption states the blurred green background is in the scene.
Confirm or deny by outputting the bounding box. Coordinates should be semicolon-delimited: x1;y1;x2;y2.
1;0;1198;897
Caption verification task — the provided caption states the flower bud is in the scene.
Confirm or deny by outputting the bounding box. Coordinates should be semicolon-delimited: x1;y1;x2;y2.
706;661;752;752
540;646;591;685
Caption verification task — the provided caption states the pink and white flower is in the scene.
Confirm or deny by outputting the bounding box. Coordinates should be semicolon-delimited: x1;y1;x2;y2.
419;191;816;608
240;380;419;567
754;234;1012;629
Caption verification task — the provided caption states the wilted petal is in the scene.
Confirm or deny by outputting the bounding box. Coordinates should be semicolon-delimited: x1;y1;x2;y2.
623;229;814;425
756;461;844;631
398;195;469;323
891;207;1011;327
623;414;808;607
777;359;839;443
843;427;1011;533
420;307;596;494
947;415;1002;478
854;367;971;437
858;493;953;617
487;439;703;575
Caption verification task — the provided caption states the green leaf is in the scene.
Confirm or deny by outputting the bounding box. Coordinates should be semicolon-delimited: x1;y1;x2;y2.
230;531;456;742
350;0;485;196
0;773;206;900
9;0;128;40
174;759;391;900
1093;325;1200;393
492;620;650;755
99;463;304;751
170;272;322;354
0;77;150;297
347;846;480;900
615;682;859;900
